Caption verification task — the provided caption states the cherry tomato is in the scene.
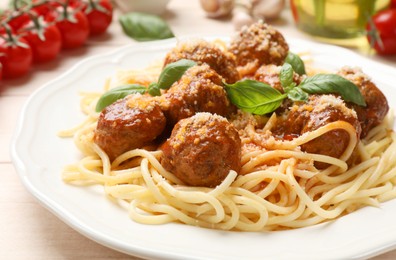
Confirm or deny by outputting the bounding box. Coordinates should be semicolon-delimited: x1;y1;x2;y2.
32;1;56;17
391;0;396;9
84;0;113;35
290;0;299;23
367;9;396;55
19;17;62;63
0;34;32;79
2;11;30;32
54;6;90;49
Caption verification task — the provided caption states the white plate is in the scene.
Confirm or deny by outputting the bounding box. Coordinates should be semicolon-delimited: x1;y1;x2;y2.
11;37;396;260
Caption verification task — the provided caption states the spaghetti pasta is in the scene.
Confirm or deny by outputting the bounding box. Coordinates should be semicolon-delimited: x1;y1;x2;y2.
60;58;396;231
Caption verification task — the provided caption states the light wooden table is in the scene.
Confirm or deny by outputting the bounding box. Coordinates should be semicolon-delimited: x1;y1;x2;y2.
1;0;396;259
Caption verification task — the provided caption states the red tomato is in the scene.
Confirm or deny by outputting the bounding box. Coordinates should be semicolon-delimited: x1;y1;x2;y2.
54;6;90;49
0;35;32;79
290;0;299;23
367;9;396;55
84;0;113;35
0;62;3;81
19;17;62;63
2;11;30;32
391;0;396;9
68;0;84;8
32;1;57;17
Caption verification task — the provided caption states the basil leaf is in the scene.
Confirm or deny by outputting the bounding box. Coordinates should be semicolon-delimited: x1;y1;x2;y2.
119;12;174;42
287;87;309;102
299;74;366;106
283;82;297;93
285;52;306;75
148;83;161;96
224;80;287;115
157;59;196;89
280;63;294;89
95;84;147;112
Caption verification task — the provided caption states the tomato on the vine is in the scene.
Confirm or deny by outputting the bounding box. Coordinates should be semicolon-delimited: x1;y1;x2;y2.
32;1;55;17
391;0;396;9
19;16;62;63
367;9;396;55
84;0;113;35
54;6;90;49
1;11;30;32
0;33;32;79
0;62;3;81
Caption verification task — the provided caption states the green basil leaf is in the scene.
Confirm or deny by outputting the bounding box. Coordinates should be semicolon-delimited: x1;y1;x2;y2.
95;84;147;112
299;74;366;106
148;83;161;96
157;59;197;89
224;80;287;115
287;87;309;102
283;82;297;93
280;63;294;89
119;12;174;42
285;52;306;75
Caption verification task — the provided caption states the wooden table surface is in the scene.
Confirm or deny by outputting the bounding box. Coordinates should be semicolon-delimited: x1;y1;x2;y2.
1;0;396;259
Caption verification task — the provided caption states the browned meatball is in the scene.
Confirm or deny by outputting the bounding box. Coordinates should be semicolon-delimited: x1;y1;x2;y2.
337;67;389;138
228;21;289;76
161;113;241;187
164;39;240;83
158;64;235;126
273;95;361;169
94;94;166;161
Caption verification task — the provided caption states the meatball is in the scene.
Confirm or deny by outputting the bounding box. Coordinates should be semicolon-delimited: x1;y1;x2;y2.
228;21;289;76
161;113;241;187
337;66;389;138
164;39;240;83
159;64;235;126
94;94;166;161
273;95;361;169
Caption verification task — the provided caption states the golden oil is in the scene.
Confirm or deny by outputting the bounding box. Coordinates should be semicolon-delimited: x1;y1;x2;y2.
290;0;390;46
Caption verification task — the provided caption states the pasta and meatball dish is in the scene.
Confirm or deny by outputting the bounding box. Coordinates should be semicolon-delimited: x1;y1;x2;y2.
60;21;396;231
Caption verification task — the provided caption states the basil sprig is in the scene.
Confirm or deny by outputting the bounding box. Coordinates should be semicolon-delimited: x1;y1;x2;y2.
299;74;366;106
95;59;196;112
285;52;306;76
96;57;366;116
119;12;174;42
156;59;197;89
224;80;287;115
225;62;366;115
279;63;309;102
95;84;147;112
280;63;295;88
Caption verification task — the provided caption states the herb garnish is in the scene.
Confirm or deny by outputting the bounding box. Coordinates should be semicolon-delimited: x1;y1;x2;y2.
299;74;366;106
224;57;366;115
95;84;147;112
96;55;366;115
224;80;287;115
285;52;306;76
119;12;174;42
95;59;196;112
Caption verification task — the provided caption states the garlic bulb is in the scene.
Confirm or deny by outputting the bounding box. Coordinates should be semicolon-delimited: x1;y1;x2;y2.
251;0;285;20
232;9;254;30
232;0;254;30
200;0;235;18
